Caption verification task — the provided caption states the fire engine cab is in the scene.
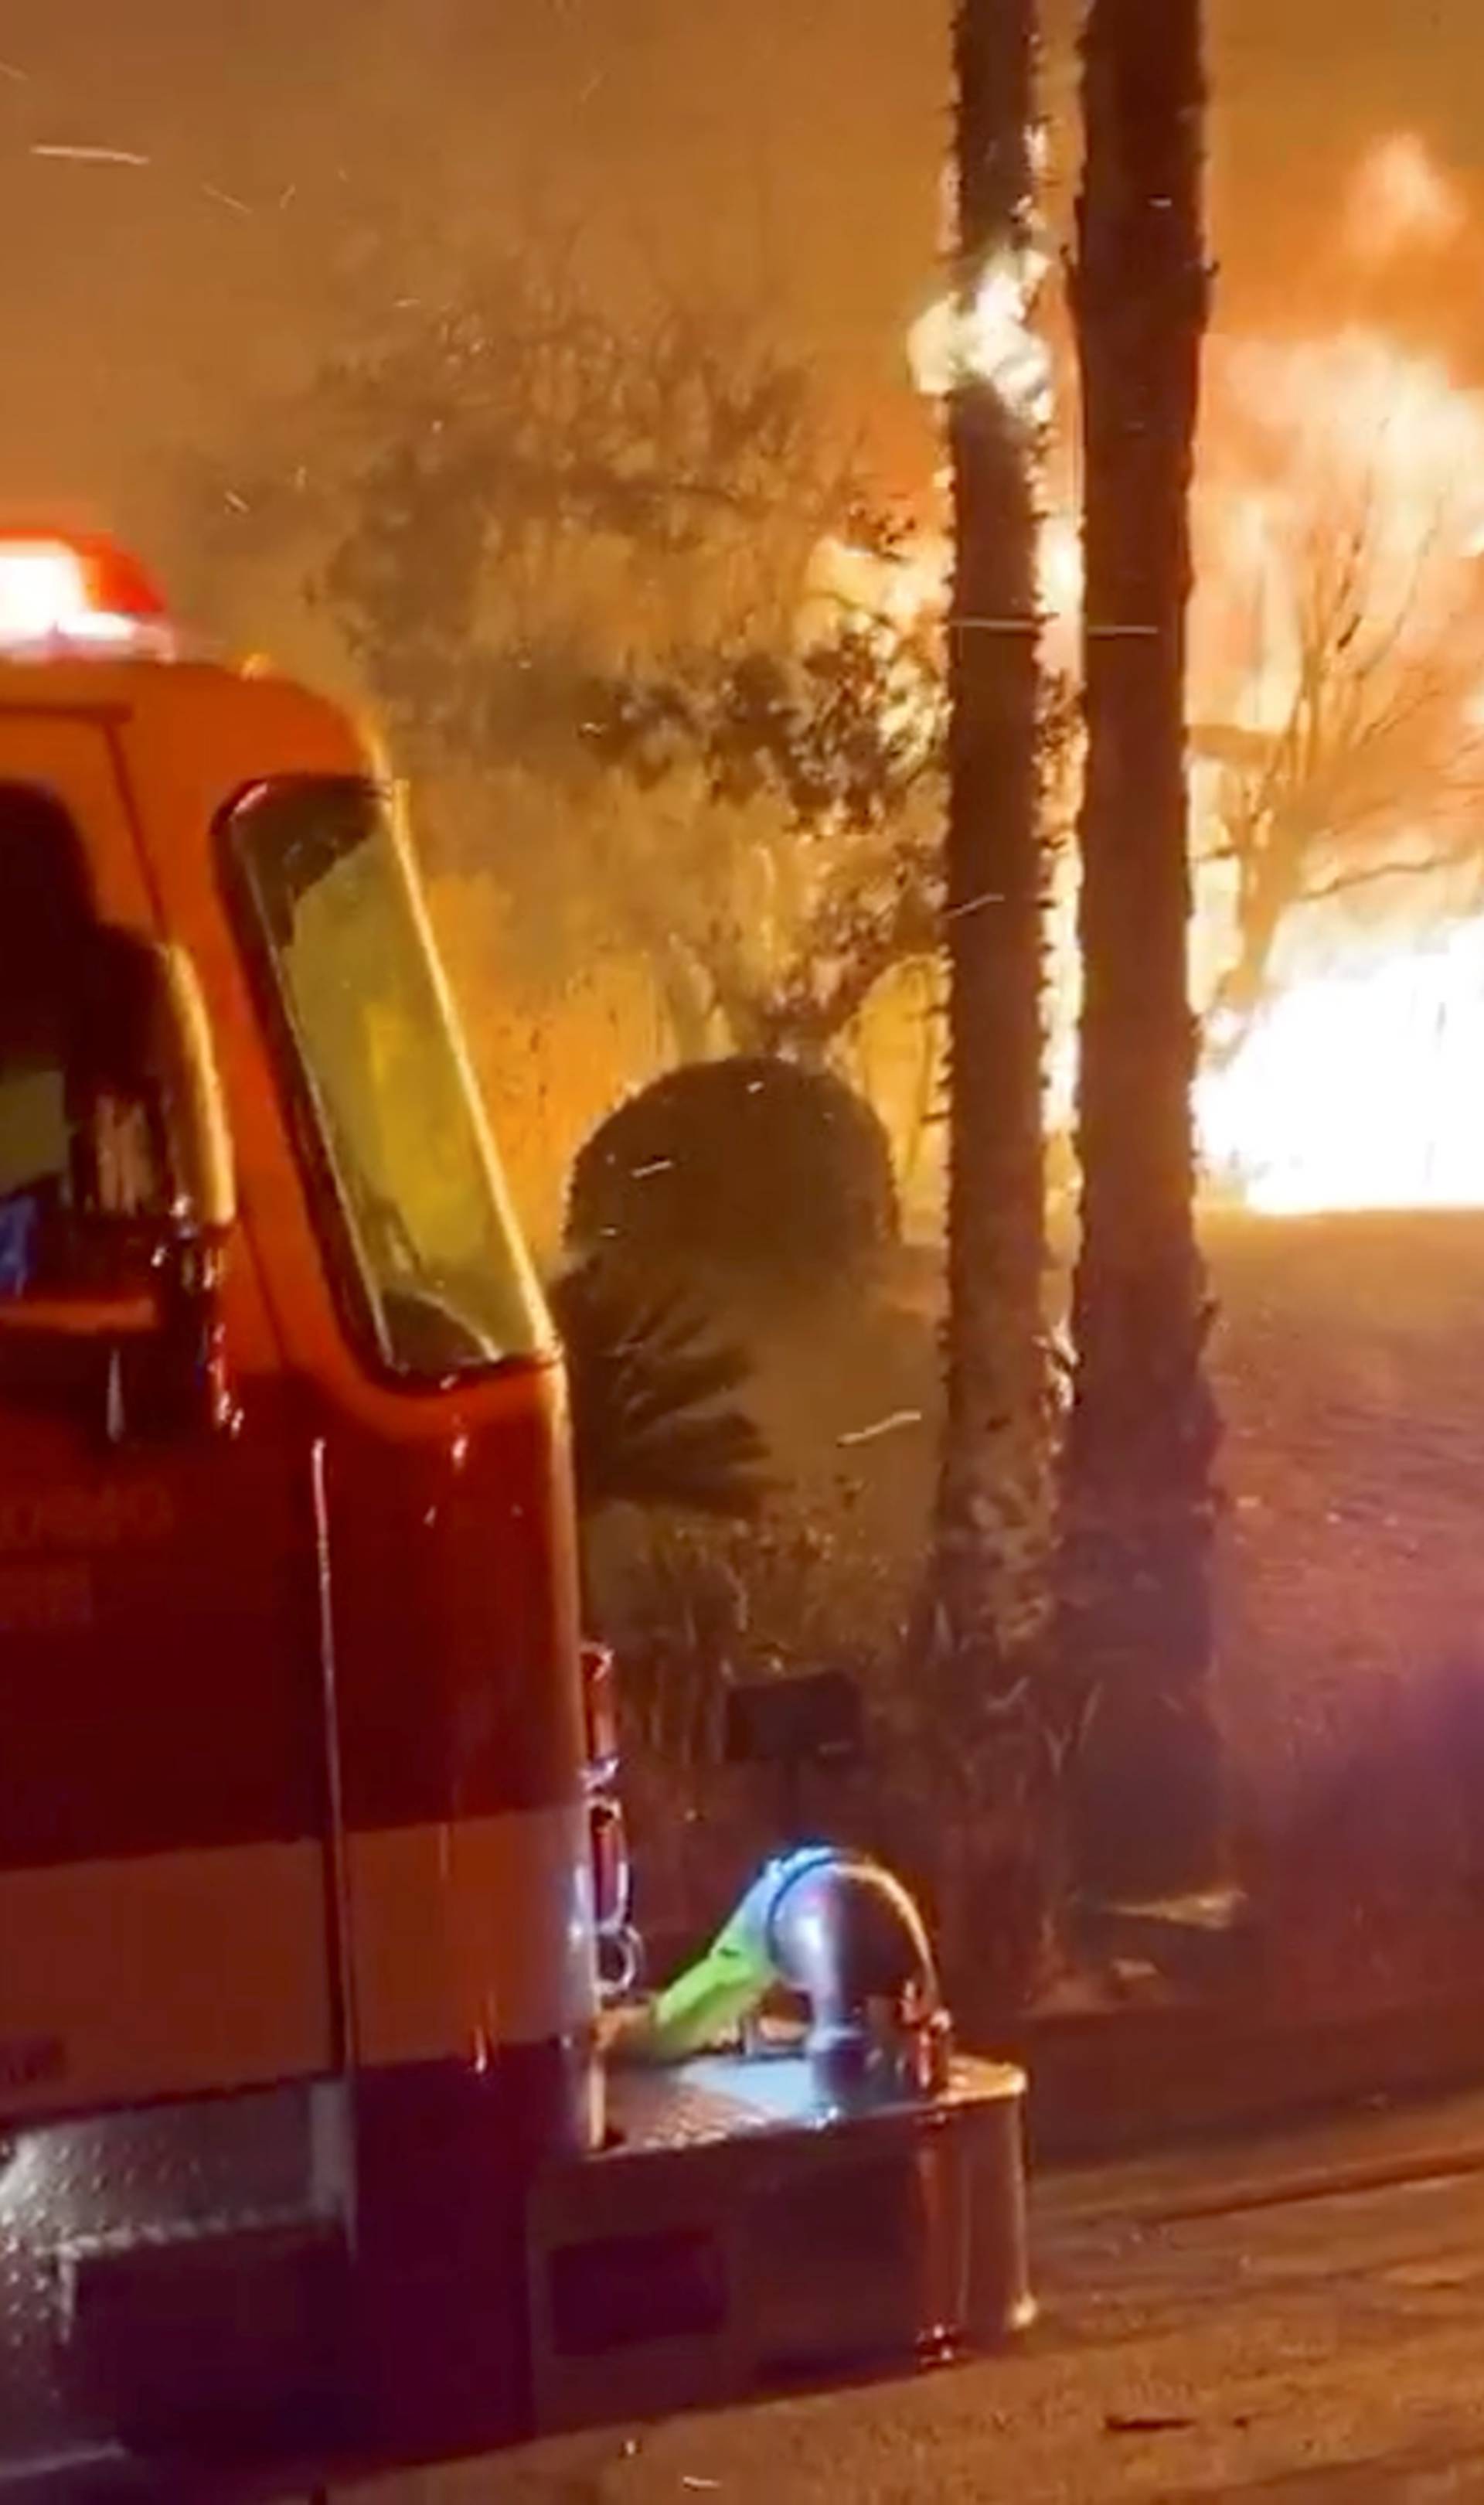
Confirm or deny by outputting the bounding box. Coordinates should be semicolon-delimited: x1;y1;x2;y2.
0;533;1029;2499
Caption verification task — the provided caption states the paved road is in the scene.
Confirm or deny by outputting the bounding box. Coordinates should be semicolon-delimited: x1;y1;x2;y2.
336;2089;1484;2503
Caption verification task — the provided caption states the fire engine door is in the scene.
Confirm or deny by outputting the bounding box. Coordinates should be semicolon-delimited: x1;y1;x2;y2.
0;720;334;2121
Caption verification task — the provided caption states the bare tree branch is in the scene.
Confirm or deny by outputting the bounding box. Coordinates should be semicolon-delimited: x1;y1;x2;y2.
1203;432;1484;1052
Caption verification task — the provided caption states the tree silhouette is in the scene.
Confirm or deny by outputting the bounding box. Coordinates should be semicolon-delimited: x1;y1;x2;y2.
198;246;901;1059
1194;393;1484;1058
1061;0;1226;1904
931;0;1056;1694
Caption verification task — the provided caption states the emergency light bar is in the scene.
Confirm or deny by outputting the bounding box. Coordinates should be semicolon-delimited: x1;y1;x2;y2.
0;531;172;655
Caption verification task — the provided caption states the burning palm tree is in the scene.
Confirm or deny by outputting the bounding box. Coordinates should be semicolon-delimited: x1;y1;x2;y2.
1060;0;1226;1905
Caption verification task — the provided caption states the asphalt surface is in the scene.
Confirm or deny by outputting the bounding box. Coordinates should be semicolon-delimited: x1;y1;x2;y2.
336;2088;1484;2504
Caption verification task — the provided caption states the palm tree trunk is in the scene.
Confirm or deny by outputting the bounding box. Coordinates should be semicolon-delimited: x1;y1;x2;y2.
1061;0;1224;1903
934;2;1052;1692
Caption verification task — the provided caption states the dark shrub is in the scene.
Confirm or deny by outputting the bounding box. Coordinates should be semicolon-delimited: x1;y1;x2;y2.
548;1255;769;1521
565;1056;900;1303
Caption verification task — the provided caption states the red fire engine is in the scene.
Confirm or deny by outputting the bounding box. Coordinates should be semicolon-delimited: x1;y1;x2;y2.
0;532;1029;2499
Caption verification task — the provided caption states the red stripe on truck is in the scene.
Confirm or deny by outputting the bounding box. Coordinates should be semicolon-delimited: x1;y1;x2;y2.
0;1372;587;1874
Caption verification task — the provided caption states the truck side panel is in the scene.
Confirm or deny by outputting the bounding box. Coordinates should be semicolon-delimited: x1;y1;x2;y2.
0;707;336;2119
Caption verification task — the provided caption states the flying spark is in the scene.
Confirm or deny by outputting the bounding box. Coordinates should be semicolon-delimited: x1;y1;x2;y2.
837;1409;924;1450
31;141;150;168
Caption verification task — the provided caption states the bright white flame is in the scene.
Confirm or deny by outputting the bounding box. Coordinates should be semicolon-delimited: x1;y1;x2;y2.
1198;916;1484;1213
1038;515;1081;622
908;244;1053;426
1196;332;1484;729
1343;132;1465;267
887;176;1484;1219
807;511;1078;653
1185;323;1484;1211
805;533;946;636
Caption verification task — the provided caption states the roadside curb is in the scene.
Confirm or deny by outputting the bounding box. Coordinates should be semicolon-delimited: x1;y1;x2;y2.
1139;2138;1484;2224
1009;1992;1484;2164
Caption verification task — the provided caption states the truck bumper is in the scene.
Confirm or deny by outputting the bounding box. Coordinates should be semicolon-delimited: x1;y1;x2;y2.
0;2052;1029;2493
527;2050;1032;2434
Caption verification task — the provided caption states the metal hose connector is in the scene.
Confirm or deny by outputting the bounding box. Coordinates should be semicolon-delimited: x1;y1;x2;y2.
765;1848;953;2107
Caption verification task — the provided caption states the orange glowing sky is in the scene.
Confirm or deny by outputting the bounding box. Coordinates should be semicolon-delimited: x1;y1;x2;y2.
6;5;1484;1212
0;2;1480;564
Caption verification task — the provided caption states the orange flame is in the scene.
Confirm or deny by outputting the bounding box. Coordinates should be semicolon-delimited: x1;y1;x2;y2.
870;197;1484;1217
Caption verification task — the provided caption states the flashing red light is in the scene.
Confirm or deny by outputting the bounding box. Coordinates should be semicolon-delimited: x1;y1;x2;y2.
0;531;169;650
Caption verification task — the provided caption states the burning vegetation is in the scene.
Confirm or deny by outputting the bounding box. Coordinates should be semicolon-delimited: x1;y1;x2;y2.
871;131;1484;1222
193;117;1484;1237
158;49;1484;2016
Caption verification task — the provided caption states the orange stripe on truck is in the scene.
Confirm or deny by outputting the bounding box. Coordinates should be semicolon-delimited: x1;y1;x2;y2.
346;1805;597;2073
0;1805;596;2122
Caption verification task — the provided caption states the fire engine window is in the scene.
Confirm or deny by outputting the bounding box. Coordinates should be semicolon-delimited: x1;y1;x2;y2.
226;776;549;1378
0;785;172;1299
